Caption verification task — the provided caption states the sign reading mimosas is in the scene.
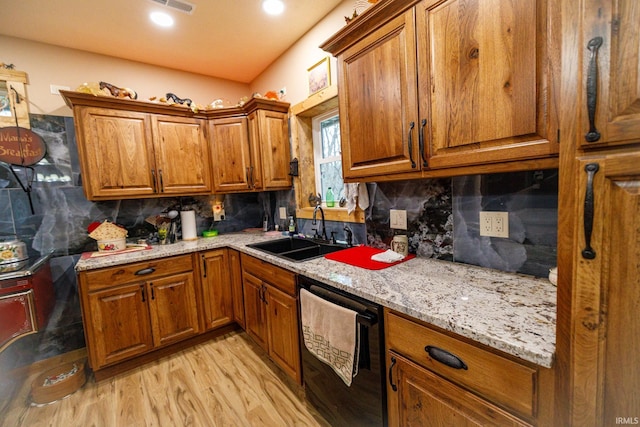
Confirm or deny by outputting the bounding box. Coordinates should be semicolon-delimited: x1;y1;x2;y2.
0;127;46;165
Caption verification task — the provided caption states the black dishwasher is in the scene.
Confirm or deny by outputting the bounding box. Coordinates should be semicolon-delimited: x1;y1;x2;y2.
298;276;387;427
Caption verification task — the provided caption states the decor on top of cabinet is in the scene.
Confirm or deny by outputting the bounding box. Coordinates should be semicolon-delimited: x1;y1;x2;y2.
75;82;137;100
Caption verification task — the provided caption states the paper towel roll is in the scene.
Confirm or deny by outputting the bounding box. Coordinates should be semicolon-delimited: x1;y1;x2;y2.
180;210;197;241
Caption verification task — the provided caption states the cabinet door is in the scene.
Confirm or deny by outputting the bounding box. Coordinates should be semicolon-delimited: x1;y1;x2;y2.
249;110;292;190
242;271;268;350
247;112;264;190
579;0;640;148
387;352;530;427
147;272;199;347
266;285;301;383
569;151;640;426
77;107;157;199
0;289;36;352
228;249;245;328
152;115;212;194
199;249;234;331
338;9;420;179
419;0;558;168
86;283;153;369
209;116;254;192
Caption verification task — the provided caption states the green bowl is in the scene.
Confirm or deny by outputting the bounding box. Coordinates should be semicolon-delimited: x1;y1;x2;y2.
202;230;218;237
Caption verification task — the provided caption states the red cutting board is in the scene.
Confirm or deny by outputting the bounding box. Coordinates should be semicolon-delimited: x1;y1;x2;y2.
324;245;415;270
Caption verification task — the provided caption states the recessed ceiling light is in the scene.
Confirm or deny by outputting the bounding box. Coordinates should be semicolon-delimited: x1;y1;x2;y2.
262;0;284;16
150;11;174;27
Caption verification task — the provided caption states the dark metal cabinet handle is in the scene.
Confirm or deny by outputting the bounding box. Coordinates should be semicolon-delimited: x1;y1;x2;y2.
135;267;156;276
585;37;603;143
582;163;599;259
150;283;155;300
246;167;251;189
419;119;428;168
249;166;255;189
159;169;164;192
141;286;146;302
407;121;417;169
425;345;468;370
388;356;398;392
201;255;207;278
151;169;157;193
262;284;268;305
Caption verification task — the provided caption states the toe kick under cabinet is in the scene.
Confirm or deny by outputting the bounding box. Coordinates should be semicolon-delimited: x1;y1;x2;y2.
77;254;200;379
385;309;554;426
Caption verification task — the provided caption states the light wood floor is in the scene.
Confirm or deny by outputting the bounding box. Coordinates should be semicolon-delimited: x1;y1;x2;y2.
0;331;330;427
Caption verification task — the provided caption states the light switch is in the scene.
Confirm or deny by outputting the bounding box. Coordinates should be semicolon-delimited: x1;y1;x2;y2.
390;209;407;230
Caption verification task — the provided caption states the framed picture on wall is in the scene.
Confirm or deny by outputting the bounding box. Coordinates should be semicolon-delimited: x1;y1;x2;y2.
307;57;331;96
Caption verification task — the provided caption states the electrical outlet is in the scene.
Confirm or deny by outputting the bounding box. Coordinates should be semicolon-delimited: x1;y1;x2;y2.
279;206;287;219
479;211;509;238
213;203;225;221
390;209;407;230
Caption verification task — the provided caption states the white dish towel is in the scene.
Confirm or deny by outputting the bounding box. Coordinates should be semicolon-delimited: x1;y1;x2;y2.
344;183;370;214
300;288;359;386
371;249;405;263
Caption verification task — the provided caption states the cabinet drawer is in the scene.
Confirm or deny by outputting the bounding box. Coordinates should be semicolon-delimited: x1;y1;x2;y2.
81;254;193;291
386;310;537;419
240;254;296;296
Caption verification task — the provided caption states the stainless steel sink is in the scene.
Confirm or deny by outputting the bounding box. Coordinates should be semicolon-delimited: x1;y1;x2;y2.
247;237;348;262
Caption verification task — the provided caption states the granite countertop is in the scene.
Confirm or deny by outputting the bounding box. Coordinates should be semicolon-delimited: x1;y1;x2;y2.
75;232;556;368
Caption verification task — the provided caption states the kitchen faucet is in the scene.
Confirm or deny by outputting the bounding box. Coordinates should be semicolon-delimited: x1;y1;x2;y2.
312;204;328;241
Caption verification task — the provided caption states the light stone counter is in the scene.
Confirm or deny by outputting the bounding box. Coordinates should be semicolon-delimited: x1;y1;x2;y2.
75;232;556;368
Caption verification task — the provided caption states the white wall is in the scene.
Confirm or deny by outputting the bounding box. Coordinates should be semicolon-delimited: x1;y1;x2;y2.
0;36;250;116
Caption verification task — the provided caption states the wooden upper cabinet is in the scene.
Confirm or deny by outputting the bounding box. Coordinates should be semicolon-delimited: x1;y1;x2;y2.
322;0;558;179
62;91;290;199
209;104;291;193
209;116;254;192
151;115;211;195
419;0;558;169
77;107;157;199
579;0;640;149
249;110;291;189
337;9;420;179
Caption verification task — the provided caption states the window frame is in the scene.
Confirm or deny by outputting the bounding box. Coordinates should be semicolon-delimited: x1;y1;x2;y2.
312;107;342;207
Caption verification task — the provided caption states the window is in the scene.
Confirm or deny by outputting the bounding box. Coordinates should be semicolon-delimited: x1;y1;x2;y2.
312;108;343;206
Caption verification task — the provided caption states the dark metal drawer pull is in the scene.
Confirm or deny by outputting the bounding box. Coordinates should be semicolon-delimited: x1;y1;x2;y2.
419;119;428;167
585;36;603;143
582;163;599;259
134;267;156;276
388;356;398;392
425;345;468;370
407;121;416;169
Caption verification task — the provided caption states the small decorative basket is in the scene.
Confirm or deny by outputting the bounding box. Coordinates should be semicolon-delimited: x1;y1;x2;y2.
30;361;86;405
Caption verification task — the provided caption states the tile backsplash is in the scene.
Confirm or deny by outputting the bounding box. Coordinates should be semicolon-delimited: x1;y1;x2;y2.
0;114;558;370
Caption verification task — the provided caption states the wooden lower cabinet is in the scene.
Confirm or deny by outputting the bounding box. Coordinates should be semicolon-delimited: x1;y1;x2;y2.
243;270;269;350
385;309;553;426
228;249;245;328
241;254;301;383
198;249;234;331
387;352;529;427
78;255;200;374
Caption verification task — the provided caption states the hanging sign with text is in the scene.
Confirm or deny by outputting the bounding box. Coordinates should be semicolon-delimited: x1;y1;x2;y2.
0;127;46;166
